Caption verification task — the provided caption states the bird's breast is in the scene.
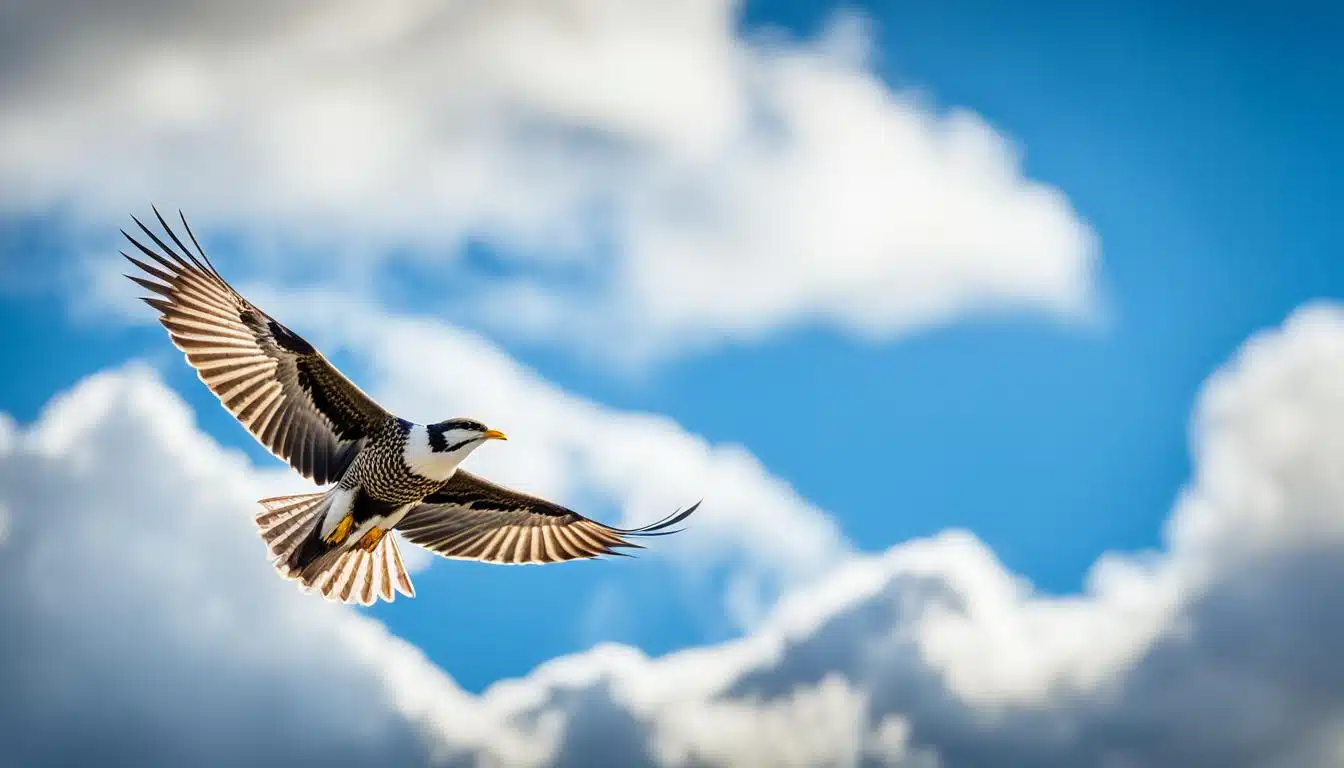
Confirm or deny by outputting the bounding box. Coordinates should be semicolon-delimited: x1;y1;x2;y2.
349;439;448;504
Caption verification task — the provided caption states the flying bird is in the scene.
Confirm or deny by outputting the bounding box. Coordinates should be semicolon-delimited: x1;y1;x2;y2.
121;209;699;605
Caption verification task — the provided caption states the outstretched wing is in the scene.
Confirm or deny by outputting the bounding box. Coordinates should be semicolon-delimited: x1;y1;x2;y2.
395;470;700;565
122;208;390;485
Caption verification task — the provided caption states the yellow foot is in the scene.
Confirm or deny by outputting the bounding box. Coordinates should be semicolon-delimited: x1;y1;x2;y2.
324;514;355;545
357;527;386;552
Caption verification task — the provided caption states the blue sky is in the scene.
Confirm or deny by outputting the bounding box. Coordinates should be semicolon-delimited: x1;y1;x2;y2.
440;0;1344;689
3;0;1343;694
2;2;1344;763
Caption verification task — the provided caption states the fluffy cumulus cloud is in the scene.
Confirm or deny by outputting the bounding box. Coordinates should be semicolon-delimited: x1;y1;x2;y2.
4;302;1344;766
0;366;554;767
0;0;1097;363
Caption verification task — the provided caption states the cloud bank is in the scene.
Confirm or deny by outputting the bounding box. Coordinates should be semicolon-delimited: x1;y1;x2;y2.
4;302;1344;766
0;0;1097;363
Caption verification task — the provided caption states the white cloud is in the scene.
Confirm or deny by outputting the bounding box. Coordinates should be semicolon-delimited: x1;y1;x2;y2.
648;674;938;767
468;301;1344;766
1;0;1097;364
0;365;552;766
6;302;1344;766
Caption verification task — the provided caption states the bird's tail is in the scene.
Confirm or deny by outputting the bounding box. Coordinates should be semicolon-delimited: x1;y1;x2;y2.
255;492;415;605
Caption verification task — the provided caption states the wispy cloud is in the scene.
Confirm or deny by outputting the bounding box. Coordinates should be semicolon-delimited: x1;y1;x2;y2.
2;0;1098;365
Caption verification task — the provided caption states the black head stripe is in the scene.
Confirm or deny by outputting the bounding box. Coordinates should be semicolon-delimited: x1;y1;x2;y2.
427;421;481;453
426;422;450;452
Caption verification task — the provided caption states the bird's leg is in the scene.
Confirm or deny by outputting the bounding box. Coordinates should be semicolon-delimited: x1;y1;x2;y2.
324;514;355;546
357;527;386;552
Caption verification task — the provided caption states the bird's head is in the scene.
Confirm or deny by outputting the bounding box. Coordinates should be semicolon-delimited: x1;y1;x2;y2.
426;418;508;459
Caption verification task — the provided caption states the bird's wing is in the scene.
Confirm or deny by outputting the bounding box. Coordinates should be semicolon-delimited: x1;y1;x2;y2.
122;208;390;486
395;470;700;565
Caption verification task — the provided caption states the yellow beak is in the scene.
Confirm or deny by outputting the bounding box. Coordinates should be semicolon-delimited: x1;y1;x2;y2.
483;429;508;441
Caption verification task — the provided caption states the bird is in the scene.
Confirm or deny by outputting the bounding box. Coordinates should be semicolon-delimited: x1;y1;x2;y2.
121;208;700;606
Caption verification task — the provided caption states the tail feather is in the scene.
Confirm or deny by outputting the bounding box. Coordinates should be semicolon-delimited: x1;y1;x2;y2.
255;492;334;577
315;549;362;602
254;492;416;605
305;535;415;605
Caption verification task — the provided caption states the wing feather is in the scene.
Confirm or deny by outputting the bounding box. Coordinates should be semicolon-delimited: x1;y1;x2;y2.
395;470;701;566
123;208;390;485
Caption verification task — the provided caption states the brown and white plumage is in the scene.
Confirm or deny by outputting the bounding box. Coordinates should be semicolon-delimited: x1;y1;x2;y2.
255;492;415;605
398;470;698;565
121;208;387;486
122;208;701;605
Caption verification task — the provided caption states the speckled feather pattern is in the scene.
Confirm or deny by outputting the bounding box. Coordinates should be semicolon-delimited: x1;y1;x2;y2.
341;418;453;503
